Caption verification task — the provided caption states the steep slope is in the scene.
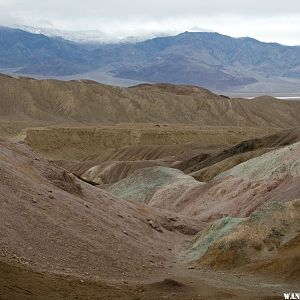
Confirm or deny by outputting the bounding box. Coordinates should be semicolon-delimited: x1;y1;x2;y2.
0;141;298;299
175;141;300;220
183;199;300;279
189;148;269;182
1;74;300;128
0;140;204;279
215;141;300;180
178;127;300;179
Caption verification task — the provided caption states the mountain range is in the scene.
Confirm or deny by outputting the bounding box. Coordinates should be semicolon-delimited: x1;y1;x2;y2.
1;26;300;93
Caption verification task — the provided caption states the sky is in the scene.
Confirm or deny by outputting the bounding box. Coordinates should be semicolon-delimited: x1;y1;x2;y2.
0;0;300;45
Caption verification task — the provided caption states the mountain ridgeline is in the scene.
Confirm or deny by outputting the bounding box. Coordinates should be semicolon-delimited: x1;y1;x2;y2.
1;26;300;91
1;74;300;128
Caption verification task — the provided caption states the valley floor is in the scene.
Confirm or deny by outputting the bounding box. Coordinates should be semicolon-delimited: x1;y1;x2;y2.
1;259;298;300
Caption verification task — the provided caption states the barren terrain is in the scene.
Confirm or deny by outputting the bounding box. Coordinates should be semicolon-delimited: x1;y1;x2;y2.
0;76;299;299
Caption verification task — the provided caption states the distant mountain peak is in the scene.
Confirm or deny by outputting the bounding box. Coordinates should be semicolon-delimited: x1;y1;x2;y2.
0;26;300;94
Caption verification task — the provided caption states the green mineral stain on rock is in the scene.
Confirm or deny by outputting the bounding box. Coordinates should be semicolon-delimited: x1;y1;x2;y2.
107;166;199;204
183;217;244;262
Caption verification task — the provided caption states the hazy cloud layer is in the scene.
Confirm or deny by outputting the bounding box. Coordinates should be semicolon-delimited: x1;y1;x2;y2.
0;0;299;44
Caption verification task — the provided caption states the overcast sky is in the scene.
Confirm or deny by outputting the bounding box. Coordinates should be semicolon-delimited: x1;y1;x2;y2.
0;0;299;45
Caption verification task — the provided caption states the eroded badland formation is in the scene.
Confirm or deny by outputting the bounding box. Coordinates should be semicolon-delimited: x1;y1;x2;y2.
0;73;299;299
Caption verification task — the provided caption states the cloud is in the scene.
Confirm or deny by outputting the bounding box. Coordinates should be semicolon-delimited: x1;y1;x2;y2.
0;0;299;45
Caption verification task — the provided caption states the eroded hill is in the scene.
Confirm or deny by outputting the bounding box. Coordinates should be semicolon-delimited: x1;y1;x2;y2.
1;75;300;299
1;74;300;128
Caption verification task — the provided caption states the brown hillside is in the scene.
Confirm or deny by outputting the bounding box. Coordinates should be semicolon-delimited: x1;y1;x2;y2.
1;74;300;128
0;139;204;280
